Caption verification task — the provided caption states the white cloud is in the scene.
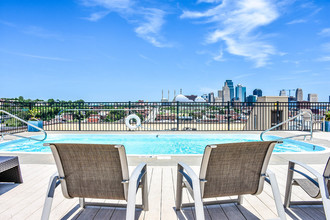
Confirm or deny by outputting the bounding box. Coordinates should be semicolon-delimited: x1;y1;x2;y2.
84;11;111;21
197;0;222;3
80;0;170;47
319;28;330;37
286;19;307;25
1;50;71;61
181;0;280;67
80;0;132;11
135;8;170;47
316;56;330;62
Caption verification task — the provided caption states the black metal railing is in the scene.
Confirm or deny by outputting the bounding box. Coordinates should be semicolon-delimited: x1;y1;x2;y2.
0;100;329;132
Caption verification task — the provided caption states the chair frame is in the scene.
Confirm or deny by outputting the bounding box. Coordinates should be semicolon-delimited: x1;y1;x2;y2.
284;160;330;219
175;143;286;220
41;144;148;220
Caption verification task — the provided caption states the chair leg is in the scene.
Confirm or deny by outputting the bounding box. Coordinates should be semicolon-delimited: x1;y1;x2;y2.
79;198;85;208
238;195;243;205
142;171;149;211
267;170;287;220
284;161;295;208
41;174;60;220
176;165;183;211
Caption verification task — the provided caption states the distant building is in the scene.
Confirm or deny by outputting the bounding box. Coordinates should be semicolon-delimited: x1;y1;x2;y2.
218;90;223;98
201;94;208;100
214;97;223;103
247;95;257;103
235;84;246;102
279;89;287;96
296;88;303;101
195;96;206;102
225;80;234;101
246;95;257;106
208;92;215;103
222;82;231;102
253;89;262;97
308;94;318;102
217;90;223;103
185;95;197;102
173;94;192;102
288;96;296;102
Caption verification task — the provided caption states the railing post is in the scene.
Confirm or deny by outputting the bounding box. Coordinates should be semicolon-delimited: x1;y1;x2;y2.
227;101;230;131
78;103;81;131
276;101;280;130
177;101;179;131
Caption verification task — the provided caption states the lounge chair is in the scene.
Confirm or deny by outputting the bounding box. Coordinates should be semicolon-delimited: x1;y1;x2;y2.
0;156;23;183
284;158;330;219
175;141;286;220
41;143;148;220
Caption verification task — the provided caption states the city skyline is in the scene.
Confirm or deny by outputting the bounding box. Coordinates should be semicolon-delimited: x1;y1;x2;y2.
1;0;330;101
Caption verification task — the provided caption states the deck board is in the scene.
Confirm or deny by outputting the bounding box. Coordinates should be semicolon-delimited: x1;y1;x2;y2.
0;164;327;220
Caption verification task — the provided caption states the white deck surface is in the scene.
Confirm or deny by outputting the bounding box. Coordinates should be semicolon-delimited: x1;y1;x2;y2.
0;163;327;220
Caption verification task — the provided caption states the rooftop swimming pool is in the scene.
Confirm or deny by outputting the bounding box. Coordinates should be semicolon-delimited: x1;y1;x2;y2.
0;134;325;154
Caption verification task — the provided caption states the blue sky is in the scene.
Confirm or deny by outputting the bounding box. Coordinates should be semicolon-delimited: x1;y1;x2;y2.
0;0;330;101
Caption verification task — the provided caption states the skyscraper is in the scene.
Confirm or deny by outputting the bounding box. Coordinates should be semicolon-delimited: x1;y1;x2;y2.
279;89;286;96
308;94;318;102
235;84;246;102
217;90;223;103
225;80;234;101
296;88;303;101
208;92;215;103
218;90;223;98
222;82;230;102
253;89;262;97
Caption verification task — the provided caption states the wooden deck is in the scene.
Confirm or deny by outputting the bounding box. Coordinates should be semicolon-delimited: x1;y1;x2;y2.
0;164;327;220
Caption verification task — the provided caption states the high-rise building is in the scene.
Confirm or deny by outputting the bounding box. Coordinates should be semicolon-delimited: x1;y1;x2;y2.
216;90;223;103
253;89;262;97
308;94;318;102
279;89;286;96
235;84;246;102
222;82;230;102
208;92;215;103
225;80;234;101
296;88;303;101
246;95;257;106
218;90;223;99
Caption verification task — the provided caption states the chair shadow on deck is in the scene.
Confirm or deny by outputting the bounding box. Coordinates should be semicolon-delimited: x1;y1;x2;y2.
0;183;18;195
174;204;260;220
285;206;326;220
60;205;142;220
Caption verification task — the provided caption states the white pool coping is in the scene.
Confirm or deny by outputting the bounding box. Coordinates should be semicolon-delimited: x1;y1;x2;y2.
1;131;330;165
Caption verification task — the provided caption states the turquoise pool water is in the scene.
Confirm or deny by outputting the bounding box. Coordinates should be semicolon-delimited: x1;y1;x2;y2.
0;134;325;154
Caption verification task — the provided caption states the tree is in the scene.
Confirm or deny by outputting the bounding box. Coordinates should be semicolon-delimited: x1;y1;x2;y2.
18;96;24;102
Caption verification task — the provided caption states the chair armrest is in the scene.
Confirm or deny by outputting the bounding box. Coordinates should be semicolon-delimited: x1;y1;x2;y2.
289;160;324;188
46;172;60;198
126;163;147;220
130;162;147;191
178;162;199;189
289;160;323;180
177;162;204;220
289;160;329;200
